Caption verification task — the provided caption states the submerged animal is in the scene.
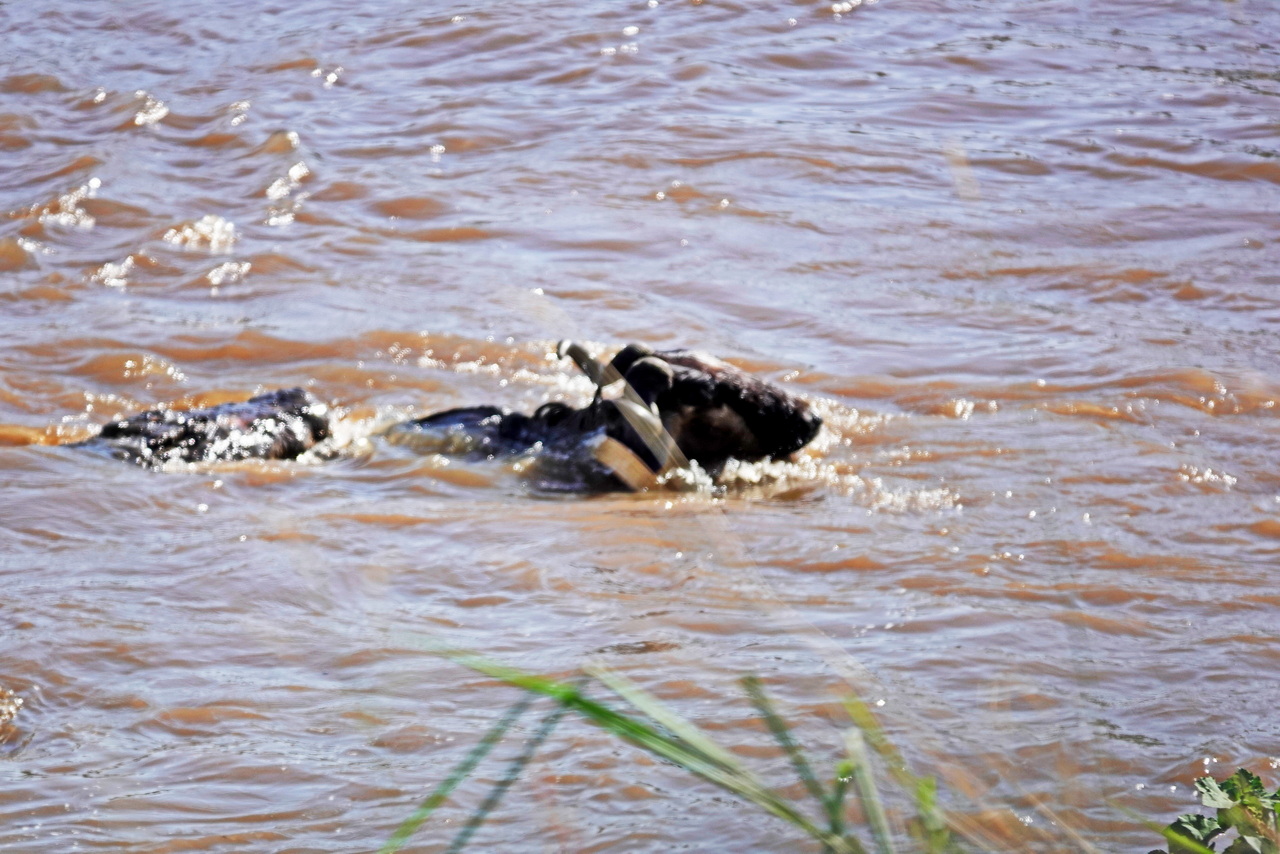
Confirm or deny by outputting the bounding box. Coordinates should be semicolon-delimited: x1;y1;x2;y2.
390;341;822;488
79;387;330;468
385;347;678;490
597;342;823;475
72;342;821;489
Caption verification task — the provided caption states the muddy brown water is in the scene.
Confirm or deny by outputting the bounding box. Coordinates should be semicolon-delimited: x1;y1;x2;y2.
2;0;1279;850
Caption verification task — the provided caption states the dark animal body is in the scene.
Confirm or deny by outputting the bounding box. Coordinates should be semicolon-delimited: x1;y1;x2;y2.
391;342;822;486
388;399;666;472
606;343;822;475
74;343;822;489
81;388;330;468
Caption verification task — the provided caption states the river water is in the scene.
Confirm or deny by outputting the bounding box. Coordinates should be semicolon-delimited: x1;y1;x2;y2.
2;0;1278;850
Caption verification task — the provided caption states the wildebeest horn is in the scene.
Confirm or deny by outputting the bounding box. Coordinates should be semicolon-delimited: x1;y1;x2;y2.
556;340;623;387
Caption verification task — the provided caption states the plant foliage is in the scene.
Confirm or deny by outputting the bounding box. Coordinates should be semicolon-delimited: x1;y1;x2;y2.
381;648;963;854
1150;769;1280;854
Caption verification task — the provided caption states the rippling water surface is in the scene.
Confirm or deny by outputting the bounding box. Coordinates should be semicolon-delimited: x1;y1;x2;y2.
3;0;1279;850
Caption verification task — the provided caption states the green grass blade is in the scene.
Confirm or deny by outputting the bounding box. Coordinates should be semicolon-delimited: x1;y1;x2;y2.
1157;826;1218;854
741;676;835;827
845;728;897;854
445;694;574;853
380;694;534;854
587;663;749;776
830;760;853;839
912;775;954;853
584;664;864;852
442;650;864;854
841;697;957;852
841;697;904;774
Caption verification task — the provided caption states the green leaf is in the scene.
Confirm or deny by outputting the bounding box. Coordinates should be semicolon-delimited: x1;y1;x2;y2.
1198;776;1237;810
1223;834;1267;854
911;775;955;854
1221;770;1267;803
1164;813;1224;851
1210;771;1280;849
1155;770;1280;854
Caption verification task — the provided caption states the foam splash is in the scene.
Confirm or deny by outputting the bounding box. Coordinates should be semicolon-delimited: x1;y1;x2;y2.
266;161;312;226
133;90;169;126
715;451;961;511
121;354;186;383
91;255;136;288
207;260;251;288
0;687;22;727
35;178;101;229
164;215;237;253
414;341;600;399
1177;464;1237;491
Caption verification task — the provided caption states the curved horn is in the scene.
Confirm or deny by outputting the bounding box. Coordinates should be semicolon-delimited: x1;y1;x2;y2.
556;340;620;387
611;398;679;474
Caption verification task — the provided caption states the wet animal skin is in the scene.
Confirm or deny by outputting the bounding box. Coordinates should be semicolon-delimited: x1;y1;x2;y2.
388;349;679;489
602;343;823;475
402;342;823;483
76;344;822;488
81;387;330;468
